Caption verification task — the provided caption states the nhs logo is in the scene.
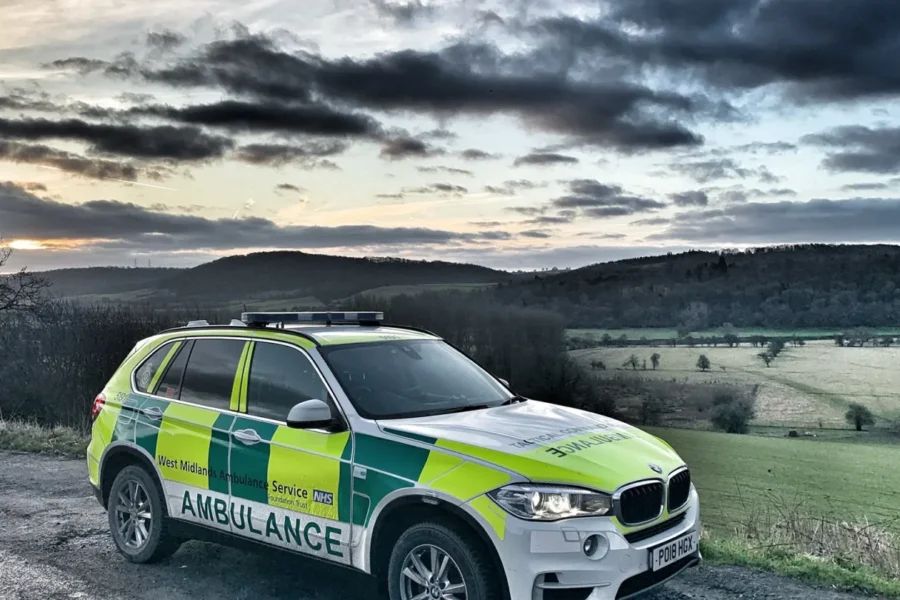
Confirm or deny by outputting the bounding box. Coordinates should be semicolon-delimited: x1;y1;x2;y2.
314;489;334;505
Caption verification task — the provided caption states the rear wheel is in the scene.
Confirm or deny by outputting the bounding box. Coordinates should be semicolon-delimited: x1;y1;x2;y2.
107;465;181;563
387;521;499;600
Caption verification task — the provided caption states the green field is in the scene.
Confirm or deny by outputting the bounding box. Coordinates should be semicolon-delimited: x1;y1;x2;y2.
572;341;900;428
568;327;900;341
649;427;900;535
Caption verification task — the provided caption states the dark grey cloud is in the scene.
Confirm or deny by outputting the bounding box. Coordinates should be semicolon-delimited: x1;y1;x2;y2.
551;179;666;218
130;100;382;138
470;221;504;228
0;182;511;251
513;152;579;167
484;179;545;195
72;32;706;151
0;117;232;161
670;158;781;184
803;126;900;174
631;216;671;226
576;232;627;240
8;181;48;192
274;183;305;194
524;210;576;225
0;139;155;181
147;30;187;52
402;183;468;196
648;197;900;243
379;137;445;160
521;229;553;239
370;0;435;24
534;0;900;102
670;190;709;207
841;182;889;192
460;149;499;161
506;206;544;216
44;57;110;74
734;141;799;155
417;165;473;176
376;193;405;199
236;142;344;169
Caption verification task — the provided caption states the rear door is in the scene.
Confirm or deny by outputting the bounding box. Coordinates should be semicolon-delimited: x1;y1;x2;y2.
154;337;246;535
227;340;354;565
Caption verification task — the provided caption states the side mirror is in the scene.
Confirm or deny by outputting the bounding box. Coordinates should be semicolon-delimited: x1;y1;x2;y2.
497;378;510;388
287;399;339;430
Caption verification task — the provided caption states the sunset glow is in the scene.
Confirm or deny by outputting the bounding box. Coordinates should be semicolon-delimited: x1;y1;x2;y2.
8;239;45;251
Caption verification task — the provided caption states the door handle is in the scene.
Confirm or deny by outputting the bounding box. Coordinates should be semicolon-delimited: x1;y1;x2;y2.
142;407;164;421
233;429;262;445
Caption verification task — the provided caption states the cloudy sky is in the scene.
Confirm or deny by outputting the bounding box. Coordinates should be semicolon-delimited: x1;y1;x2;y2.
2;0;900;272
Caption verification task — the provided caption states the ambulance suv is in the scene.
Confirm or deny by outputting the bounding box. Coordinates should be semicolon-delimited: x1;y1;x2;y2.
88;312;701;600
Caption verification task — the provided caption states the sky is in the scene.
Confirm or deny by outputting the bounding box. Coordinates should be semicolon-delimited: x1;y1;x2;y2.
1;0;900;272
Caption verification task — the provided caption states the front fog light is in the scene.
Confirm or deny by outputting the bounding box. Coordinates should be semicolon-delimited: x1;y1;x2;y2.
583;534;609;560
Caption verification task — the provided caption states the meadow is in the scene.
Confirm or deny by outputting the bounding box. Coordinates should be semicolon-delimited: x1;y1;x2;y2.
571;341;900;429
568;327;900;342
650;427;900;535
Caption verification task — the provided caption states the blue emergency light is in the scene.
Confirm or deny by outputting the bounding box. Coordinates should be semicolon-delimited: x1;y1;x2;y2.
241;311;384;326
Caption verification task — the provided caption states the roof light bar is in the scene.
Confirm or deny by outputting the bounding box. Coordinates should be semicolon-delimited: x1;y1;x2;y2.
240;311;384;326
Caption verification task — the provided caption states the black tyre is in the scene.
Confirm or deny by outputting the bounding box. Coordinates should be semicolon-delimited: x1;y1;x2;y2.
387;521;500;600
107;465;181;563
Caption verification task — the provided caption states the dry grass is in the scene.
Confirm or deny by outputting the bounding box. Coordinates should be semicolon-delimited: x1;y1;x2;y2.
0;417;88;458
733;486;900;578
572;342;900;429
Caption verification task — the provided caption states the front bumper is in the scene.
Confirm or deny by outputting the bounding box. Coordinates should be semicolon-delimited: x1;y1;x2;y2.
487;486;701;600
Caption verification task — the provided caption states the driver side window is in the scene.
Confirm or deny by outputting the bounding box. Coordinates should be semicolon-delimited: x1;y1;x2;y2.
245;342;331;422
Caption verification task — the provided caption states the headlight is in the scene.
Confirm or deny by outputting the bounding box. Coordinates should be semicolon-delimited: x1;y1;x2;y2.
487;484;612;521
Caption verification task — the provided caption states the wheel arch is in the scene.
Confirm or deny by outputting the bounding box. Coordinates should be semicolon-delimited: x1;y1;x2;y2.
99;442;165;509
368;494;509;600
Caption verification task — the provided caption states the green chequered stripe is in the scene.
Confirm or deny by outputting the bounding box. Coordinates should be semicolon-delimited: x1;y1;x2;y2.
112;394;141;443
351;434;432;526
208;413;235;494
133;396;170;458
338;438;354;523
229;417;278;504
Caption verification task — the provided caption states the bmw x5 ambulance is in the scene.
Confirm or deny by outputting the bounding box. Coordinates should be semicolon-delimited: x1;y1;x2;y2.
88;311;701;600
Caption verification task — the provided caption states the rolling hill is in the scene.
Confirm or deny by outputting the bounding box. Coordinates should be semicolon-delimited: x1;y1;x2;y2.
38;251;508;307
494;244;900;329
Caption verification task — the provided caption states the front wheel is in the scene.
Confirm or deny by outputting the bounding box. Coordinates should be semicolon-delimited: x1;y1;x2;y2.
387;521;500;600
107;465;181;563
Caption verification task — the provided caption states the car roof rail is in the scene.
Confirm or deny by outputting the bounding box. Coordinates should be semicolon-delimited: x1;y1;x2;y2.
241;311;384;327
186;319;210;327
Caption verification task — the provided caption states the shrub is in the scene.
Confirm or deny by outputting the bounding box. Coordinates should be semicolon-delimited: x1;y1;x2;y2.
710;394;756;434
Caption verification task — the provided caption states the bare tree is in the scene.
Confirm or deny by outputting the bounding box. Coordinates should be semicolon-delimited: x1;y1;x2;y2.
0;241;50;313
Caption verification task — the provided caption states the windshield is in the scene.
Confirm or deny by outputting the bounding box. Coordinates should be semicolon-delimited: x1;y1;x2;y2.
319;339;512;419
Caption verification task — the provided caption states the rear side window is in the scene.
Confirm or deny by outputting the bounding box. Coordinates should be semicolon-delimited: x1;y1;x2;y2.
246;342;330;421
134;341;179;394
156;341;192;400
180;339;246;410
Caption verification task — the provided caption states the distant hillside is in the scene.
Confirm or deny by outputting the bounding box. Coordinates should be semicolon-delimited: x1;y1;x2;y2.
38;251;508;306
40;267;182;297
494;244;900;329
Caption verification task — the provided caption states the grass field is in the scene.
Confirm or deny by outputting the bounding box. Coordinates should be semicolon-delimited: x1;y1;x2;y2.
572;341;900;428
649;427;900;535
568;327;900;341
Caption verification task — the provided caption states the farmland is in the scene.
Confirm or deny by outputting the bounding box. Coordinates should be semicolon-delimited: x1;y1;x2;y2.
571;341;900;429
568;327;900;342
649;427;900;535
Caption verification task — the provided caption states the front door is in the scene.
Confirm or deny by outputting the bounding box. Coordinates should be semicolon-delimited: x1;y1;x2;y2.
227;340;354;565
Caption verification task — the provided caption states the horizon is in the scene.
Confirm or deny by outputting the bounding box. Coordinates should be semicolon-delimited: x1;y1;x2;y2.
2;1;900;272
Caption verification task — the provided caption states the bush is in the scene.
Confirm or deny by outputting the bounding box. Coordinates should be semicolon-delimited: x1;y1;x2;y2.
639;396;665;426
710;393;756;434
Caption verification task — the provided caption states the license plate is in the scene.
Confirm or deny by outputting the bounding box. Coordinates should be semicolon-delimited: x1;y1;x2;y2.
650;531;699;571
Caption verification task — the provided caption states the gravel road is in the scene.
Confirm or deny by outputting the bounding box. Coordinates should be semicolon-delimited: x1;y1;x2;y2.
0;452;882;600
